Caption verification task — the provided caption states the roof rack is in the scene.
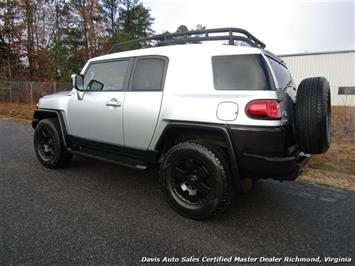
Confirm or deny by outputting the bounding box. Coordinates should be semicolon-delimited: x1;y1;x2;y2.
108;27;266;53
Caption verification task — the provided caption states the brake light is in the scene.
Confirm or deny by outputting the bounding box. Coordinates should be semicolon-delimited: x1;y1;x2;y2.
246;100;281;119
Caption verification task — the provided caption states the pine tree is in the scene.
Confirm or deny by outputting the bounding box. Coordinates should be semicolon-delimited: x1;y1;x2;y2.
46;0;70;81
0;0;156;80
68;0;106;59
102;0;120;36
176;25;188;33
16;0;50;80
0;0;24;80
118;0;154;38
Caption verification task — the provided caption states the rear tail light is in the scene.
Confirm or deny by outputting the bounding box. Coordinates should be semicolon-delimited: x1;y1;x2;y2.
246;100;281;119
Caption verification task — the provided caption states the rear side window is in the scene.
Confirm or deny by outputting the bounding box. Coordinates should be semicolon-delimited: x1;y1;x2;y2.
132;58;165;91
267;58;292;89
212;54;271;90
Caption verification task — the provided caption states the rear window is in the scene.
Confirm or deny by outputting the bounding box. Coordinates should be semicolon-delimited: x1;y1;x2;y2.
212;54;272;90
132;58;165;91
267;58;292;89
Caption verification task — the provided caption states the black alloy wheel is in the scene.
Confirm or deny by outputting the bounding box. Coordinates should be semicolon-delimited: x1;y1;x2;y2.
34;118;72;168
37;126;56;162
160;141;233;219
170;157;215;206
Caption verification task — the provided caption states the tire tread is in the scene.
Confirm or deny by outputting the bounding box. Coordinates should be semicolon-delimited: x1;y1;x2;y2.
295;77;330;154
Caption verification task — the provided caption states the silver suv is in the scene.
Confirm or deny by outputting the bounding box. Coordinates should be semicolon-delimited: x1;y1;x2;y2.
33;28;331;219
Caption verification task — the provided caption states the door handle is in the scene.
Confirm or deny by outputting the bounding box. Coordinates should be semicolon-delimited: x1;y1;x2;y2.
105;98;121;107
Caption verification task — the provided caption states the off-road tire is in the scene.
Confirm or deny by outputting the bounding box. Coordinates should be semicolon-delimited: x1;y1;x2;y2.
295;77;331;154
160;141;233;219
34;118;72;168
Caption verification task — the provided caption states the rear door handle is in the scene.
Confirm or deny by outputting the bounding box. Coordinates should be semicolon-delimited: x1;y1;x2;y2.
105;98;121;107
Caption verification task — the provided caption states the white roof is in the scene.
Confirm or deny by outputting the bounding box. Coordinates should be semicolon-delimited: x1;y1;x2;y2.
89;44;262;63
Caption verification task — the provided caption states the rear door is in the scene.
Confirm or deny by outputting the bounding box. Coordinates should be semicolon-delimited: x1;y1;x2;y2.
123;56;168;149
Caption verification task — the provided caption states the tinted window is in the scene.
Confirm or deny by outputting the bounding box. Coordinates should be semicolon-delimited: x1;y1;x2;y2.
84;60;130;91
267;58;292;89
132;59;165;91
212;54;271;90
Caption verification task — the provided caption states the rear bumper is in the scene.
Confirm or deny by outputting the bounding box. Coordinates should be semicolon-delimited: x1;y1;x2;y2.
229;125;310;180
240;150;311;180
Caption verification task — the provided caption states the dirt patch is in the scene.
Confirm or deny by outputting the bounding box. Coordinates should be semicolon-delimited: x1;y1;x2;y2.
299;106;355;191
0;115;32;125
0;102;354;191
331;106;355;138
0;102;36;123
299;138;355;191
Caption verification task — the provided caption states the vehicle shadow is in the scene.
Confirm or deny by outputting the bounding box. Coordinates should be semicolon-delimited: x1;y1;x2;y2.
66;155;346;223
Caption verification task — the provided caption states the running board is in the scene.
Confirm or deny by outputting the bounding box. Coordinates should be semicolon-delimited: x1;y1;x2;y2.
67;148;148;171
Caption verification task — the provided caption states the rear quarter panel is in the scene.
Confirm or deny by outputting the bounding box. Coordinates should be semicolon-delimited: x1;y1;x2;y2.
148;54;285;150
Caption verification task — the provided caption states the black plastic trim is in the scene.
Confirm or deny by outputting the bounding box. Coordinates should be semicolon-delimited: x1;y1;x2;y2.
32;109;68;147
263;50;286;66
68;149;147;170
239;150;311;180
155;122;239;176
68;135;158;166
230;125;295;156
33;110;305;180
229;125;305;180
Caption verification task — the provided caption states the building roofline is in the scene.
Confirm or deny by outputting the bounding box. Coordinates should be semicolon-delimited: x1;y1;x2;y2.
279;50;355;57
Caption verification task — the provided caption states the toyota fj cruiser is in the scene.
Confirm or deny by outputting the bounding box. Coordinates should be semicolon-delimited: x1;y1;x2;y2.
33;28;331;219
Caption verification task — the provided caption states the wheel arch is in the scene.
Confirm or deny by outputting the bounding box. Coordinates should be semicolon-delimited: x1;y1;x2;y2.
33;109;68;147
155;122;239;176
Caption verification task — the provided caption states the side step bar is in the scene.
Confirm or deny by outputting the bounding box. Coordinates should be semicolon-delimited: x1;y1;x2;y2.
68;148;148;171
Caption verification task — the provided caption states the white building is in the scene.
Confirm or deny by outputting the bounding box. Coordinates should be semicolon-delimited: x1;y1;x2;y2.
281;50;355;106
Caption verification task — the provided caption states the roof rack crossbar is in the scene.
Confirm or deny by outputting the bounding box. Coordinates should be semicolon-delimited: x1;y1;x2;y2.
108;27;266;53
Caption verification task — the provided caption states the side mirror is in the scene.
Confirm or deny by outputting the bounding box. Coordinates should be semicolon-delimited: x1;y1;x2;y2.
87;80;104;91
71;74;84;91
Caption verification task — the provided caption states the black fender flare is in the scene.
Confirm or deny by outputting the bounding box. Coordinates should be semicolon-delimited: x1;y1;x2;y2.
32;109;68;148
155;122;239;177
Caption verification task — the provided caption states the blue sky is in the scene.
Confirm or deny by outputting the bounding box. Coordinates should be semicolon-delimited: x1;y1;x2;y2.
142;0;355;54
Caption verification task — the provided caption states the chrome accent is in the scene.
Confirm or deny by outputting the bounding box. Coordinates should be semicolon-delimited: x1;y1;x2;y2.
105;98;121;107
181;182;197;196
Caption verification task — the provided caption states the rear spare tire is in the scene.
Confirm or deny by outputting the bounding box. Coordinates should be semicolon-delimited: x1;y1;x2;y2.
295;77;331;154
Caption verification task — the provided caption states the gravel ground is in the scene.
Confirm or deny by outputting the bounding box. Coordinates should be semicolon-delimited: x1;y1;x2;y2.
0;120;354;265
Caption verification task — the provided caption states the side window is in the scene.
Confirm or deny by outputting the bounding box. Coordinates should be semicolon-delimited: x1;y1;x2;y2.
84;60;130;91
267;58;292;89
131;58;165;91
212;54;271;90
